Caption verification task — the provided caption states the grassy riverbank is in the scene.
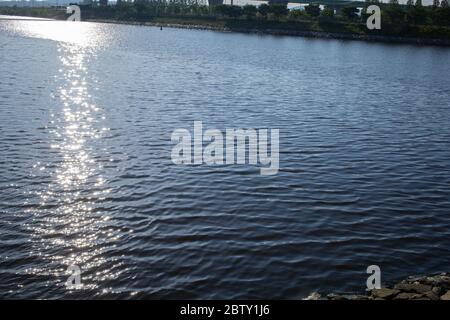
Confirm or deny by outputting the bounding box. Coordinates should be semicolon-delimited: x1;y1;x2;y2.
2;3;450;45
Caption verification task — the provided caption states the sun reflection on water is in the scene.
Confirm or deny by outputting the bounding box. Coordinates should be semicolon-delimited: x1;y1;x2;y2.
22;22;124;295
3;20;112;47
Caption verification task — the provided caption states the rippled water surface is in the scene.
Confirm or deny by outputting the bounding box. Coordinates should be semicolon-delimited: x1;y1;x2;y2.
1;17;450;299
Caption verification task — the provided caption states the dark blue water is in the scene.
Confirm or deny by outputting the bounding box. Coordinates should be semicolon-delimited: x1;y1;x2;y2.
1;18;450;299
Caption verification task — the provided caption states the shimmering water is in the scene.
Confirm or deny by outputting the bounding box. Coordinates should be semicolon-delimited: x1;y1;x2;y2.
1;17;450;299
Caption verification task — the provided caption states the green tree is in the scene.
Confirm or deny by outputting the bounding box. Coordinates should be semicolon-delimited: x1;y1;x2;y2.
384;3;404;23
268;3;289;17
305;4;321;17
321;6;335;17
415;0;423;6
214;5;243;17
433;0;440;7
406;5;427;24
289;9;306;19
227;5;243;17
431;4;450;25
242;4;257;17
341;6;358;19
435;3;450;27
258;3;270;16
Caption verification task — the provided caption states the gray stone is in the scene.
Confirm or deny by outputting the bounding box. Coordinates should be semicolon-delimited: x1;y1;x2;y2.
371;288;400;299
432;286;444;295
326;293;347;300
393;292;417;300
440;290;450;300
424;275;450;289
424;291;440;300
317;272;450;300
407;275;424;282
394;283;432;294
422;276;441;286
346;295;369;300
304;292;322;300
438;276;450;288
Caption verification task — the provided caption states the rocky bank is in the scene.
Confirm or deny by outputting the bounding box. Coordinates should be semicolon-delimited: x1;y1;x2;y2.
306;273;450;300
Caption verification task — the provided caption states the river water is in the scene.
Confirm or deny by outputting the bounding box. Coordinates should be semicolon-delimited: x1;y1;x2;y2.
1;17;450;299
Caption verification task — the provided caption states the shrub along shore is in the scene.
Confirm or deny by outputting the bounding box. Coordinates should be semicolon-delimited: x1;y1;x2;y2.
1;2;450;46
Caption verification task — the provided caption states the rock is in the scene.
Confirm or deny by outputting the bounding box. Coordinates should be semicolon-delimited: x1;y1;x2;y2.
393;292;417;300
424;291;440;300
440;290;450;300
349;295;369;300
432;286;444;296
437;276;450;288
315;272;450;300
342;295;369;300
406;275;424;282
418;274;450;289
304;292;322;300
326;293;347;300
394;283;432;294
422;276;441;286
371;288;400;299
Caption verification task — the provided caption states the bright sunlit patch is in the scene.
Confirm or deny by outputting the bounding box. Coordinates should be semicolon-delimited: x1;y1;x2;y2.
2;19;112;47
18;25;122;293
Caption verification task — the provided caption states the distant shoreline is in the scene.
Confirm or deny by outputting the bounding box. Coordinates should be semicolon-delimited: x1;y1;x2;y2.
87;18;450;47
1;7;450;47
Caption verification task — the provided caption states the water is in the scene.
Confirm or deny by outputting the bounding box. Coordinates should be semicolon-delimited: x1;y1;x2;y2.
1;17;450;299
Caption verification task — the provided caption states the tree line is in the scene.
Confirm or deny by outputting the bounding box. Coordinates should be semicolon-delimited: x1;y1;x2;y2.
78;0;450;28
